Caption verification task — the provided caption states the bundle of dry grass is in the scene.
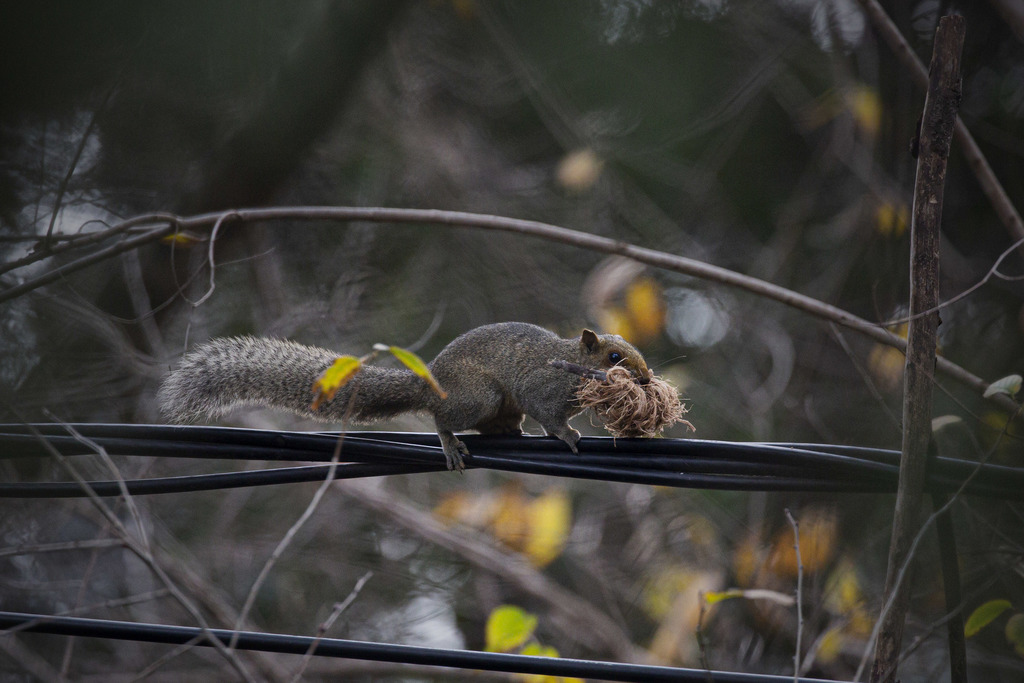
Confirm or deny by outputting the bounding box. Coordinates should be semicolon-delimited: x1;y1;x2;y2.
576;365;694;438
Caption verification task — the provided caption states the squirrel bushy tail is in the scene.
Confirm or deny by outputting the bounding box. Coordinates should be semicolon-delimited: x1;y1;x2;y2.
157;336;433;424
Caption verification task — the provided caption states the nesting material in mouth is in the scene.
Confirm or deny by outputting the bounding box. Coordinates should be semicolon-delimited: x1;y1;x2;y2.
576;366;694;438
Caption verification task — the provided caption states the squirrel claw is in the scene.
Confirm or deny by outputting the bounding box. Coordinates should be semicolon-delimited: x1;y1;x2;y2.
445;452;466;472
440;434;470;472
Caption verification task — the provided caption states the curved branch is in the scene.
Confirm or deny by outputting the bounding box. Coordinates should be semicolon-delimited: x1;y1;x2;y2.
3;206;1019;415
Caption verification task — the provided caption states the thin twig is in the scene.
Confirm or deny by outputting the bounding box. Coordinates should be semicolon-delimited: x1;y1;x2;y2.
45;83;117;243
228;430;348;651
785;509;804;683
189;211;235;307
0;538;125;558
228;375;370;651
49;414;150;551
854;401;1024;681
129;634;206;682
12;418;256;682
289;571;374;683
0;218;179;304
879;235;1024;327
0;219;146;277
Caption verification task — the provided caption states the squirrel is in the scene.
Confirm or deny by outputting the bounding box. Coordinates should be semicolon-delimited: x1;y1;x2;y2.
158;322;652;471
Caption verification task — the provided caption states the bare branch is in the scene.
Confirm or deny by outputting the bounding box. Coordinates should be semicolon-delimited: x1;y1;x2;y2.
289;571;374;683
870;16;964;683
11;420;257;682
229;430;349;651
4;206;1020;416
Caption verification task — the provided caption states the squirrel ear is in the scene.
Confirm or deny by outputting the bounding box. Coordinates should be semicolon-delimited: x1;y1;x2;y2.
581;329;600;352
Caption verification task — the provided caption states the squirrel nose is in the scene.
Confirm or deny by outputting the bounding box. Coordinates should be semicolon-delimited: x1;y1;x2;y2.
636;369;652;385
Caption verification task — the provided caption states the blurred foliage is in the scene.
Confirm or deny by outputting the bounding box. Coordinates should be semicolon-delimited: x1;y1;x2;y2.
2;0;1024;680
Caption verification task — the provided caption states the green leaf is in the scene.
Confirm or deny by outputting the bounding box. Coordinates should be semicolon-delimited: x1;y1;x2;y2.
485;605;537;653
310;356;362;411
388;345;447;399
965;599;1013;637
983;374;1022;398
1006;613;1024;658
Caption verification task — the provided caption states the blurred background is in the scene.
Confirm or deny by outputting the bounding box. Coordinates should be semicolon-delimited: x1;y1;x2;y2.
1;1;1022;680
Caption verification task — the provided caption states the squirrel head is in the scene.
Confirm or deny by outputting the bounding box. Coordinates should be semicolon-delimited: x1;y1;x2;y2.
579;329;652;385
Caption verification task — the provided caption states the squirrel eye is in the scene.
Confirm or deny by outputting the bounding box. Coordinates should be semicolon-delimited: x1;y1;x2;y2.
608;351;622;364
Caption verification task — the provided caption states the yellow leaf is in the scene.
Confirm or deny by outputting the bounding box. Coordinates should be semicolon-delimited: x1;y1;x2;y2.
965;599;1013;638
524;489;572;567
310;355;362;411
599;307;636;344
433;491;474;525
485;605;537;653
556;148;603;193
825;558;864;616
490;487;531;550
769;508;837;577
816;625;846;664
521;643;559;658
519;644;583;683
642;566;706;620
624;278;666;343
875;202;908;239
647;570;721;665
703;589;745;605
733;534;764;587
845;85;882;138
849;604;873;636
867;323;908;393
160;231;203;247
388;345;447;399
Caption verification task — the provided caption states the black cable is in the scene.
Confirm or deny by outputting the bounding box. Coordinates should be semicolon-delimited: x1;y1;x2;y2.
0;611;844;683
1;424;1021;499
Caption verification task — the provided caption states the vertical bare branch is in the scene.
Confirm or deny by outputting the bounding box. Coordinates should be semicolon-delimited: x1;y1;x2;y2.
933;493;967;683
870;15;965;683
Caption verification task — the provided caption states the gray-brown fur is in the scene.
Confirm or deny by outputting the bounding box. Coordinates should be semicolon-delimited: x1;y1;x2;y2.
158;323;651;471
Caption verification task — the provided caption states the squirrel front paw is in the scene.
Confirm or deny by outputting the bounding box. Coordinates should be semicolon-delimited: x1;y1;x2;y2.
438;431;469;472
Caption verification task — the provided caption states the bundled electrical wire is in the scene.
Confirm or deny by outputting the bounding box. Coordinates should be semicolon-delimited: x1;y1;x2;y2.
2;423;1020;681
1;423;1020;499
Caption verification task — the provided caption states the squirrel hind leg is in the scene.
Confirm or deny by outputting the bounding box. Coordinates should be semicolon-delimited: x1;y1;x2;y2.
437;430;469;472
473;410;525;436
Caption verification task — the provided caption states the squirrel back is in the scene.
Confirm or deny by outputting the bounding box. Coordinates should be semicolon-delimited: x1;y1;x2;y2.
158;322;651;470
